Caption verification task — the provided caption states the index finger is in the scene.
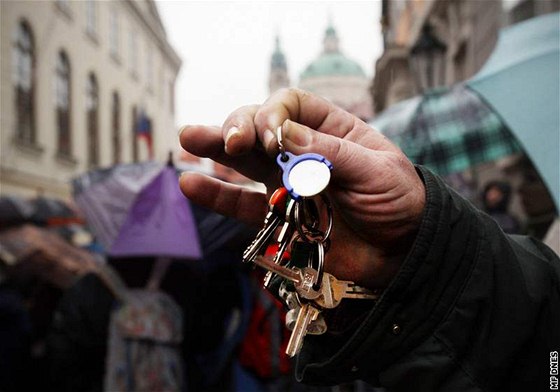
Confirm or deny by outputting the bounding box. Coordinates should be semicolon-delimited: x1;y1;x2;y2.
253;88;399;154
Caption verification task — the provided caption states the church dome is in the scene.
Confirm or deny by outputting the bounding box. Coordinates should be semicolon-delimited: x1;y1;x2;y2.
301;52;366;79
300;24;366;80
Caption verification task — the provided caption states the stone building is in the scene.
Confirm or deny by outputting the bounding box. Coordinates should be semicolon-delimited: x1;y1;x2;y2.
372;0;502;113
371;0;559;113
269;23;373;121
0;0;181;198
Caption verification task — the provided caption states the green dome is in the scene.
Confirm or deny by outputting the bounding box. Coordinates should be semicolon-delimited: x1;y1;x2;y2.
300;52;366;79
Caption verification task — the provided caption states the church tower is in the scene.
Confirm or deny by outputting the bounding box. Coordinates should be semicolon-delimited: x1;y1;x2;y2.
268;35;290;94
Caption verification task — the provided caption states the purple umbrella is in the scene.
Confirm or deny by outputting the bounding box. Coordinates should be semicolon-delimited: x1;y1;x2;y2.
72;162;202;261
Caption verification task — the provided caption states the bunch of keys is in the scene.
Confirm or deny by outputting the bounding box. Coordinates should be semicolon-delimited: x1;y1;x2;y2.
243;126;379;357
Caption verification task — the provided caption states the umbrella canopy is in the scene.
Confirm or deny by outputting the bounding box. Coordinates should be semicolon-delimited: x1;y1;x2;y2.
0;225;97;289
30;196;81;226
467;12;559;210
73;162;202;260
0;196;35;229
371;84;521;176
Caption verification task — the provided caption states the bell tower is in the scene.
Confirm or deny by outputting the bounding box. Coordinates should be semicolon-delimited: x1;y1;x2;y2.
268;35;290;94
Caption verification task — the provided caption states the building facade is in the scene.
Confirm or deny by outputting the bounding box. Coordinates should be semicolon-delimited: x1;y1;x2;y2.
371;0;559;113
372;0;502;113
269;23;373;121
0;0;181;198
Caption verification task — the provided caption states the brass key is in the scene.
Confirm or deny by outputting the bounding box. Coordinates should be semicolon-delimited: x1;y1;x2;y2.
314;272;380;309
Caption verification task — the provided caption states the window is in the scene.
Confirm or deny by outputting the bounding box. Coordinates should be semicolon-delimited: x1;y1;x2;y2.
86;73;99;167
129;28;138;77
112;92;121;163
13;21;35;143
169;80;174;114
146;44;153;89
55;0;71;17
86;0;97;36
132;105;138;162
109;10;119;58
56;51;71;156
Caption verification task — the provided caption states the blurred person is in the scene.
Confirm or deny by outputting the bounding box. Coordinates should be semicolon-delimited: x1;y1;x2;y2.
178;88;560;392
514;157;558;239
508;155;559;255
481;180;521;234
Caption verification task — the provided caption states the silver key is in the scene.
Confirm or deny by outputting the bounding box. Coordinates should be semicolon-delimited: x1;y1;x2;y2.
286;302;322;357
243;188;287;263
281;282;327;336
286;308;327;335
254;256;322;300
263;198;296;287
253;255;302;284
272;198;296;265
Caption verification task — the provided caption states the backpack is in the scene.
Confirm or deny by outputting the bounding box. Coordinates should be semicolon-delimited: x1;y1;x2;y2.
98;265;184;392
237;270;291;379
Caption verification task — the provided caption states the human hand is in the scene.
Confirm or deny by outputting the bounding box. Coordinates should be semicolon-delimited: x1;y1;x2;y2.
179;88;425;290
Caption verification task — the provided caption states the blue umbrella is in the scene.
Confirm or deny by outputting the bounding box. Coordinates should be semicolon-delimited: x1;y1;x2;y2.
467;12;559;210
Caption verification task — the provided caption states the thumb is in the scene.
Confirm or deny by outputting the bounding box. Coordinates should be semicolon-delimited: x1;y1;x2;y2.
282;119;385;186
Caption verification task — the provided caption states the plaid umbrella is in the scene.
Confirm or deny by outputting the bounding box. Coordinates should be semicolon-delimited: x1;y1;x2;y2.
370;84;521;176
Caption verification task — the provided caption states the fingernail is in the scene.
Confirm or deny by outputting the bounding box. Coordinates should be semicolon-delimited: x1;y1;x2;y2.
263;129;276;151
284;120;311;147
178;125;188;137
225;126;240;154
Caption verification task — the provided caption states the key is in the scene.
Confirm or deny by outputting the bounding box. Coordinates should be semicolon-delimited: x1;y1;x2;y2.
272;198;296;265
314;272;380;309
286;308;327;335
253;254;302;284
279;282;301;309
243;187;289;263
254;255;322;300
263;198;296;287
286;302;322;357
280;281;327;335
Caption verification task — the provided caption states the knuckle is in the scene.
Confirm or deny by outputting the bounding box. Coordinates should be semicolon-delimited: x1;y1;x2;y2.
253;109;269;129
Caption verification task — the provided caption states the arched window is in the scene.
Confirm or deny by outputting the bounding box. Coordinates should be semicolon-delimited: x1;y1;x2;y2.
132;105;138;162
86;73;99;167
56;51;71;156
112;92;121;163
13;20;35;143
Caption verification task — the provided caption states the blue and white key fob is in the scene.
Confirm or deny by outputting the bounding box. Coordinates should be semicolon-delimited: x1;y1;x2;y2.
277;152;333;199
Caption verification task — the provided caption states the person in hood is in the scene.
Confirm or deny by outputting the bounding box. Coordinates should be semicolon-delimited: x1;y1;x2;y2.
481;180;521;234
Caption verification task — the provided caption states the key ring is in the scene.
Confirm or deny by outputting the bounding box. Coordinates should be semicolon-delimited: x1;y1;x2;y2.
294;195;333;244
277;125;288;162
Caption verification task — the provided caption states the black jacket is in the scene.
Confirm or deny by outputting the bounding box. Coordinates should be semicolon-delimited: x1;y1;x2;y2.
297;167;560;391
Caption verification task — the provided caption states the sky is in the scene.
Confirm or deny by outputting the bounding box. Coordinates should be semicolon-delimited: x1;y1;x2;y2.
156;1;383;128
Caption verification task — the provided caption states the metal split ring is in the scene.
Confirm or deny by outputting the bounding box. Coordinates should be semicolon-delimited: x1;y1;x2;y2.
294;195;333;244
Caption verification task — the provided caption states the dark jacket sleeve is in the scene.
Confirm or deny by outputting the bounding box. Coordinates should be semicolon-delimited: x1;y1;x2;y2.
296;166;560;392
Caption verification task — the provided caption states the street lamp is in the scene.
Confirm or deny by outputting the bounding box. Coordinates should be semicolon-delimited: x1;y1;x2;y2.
410;24;447;93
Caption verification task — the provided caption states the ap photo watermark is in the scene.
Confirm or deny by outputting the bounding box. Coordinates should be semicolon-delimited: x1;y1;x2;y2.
551;351;559;390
